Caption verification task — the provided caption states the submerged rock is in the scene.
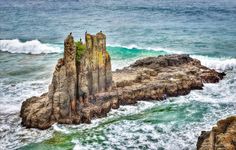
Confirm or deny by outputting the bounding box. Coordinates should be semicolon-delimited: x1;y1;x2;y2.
197;116;236;150
20;32;225;129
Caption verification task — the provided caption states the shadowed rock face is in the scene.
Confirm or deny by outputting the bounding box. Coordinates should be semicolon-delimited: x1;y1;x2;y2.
20;32;225;129
197;116;236;150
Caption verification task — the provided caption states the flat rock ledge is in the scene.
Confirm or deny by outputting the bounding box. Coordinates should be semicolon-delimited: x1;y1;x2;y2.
197;116;236;150
20;32;225;129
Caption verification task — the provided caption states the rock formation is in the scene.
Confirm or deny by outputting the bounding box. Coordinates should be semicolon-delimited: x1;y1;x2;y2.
197;116;236;150
20;32;225;129
20;32;115;129
112;54;224;105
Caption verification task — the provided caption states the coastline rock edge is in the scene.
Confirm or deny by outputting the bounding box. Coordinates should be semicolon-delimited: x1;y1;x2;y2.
197;116;236;150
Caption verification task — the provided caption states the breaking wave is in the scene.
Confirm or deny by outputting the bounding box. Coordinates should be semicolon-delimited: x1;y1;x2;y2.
0;39;62;54
191;55;236;71
107;44;182;54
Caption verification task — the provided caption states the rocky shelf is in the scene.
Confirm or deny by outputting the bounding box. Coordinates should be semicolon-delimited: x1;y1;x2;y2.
197;116;236;150
20;32;225;130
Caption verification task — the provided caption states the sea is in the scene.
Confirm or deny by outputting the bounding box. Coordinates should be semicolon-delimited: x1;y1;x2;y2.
0;0;236;149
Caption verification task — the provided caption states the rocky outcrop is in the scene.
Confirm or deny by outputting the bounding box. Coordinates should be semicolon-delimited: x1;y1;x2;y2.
197;116;236;150
112;54;225;105
20;32;115;129
20;32;225;129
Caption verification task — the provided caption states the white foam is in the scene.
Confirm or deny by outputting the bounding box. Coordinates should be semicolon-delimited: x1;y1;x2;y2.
107;101;156;117
64;101;157;133
52;124;71;134
72;91;236;150
0;79;50;114
191;55;236;71
0;39;62;54
0;113;53;150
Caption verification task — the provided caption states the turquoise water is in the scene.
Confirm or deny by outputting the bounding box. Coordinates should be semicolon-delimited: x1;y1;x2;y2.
0;0;236;149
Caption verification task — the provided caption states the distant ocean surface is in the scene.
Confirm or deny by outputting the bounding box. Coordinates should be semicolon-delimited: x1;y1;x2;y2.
0;0;236;149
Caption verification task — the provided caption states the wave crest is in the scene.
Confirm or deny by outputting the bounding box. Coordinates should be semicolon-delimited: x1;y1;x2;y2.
0;39;62;54
192;55;236;71
107;44;182;54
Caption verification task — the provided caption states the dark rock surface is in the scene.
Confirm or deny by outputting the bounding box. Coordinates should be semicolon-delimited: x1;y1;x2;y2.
20;32;225;129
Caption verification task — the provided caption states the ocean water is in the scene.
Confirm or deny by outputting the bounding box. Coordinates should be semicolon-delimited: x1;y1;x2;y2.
0;0;236;149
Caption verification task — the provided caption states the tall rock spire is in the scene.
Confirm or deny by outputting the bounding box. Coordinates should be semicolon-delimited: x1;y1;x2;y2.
64;34;77;113
78;32;112;99
20;32;115;129
47;33;78;122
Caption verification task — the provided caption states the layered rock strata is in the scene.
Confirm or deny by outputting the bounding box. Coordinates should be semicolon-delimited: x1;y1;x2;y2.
197;116;236;150
20;32;225;129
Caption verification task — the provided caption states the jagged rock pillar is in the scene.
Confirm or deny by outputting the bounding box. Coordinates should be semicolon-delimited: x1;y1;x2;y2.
64;34;77;114
77;32;112;105
48;34;77;122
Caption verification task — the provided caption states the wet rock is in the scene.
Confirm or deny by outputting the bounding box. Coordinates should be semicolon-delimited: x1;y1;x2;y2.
20;93;53;129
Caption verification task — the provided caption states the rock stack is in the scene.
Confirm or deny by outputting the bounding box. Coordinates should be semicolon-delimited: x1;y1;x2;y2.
20;32;116;129
20;32;225;129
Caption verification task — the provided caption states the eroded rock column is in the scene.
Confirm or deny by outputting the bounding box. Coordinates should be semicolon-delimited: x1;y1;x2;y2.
48;34;77;123
77;32;112;105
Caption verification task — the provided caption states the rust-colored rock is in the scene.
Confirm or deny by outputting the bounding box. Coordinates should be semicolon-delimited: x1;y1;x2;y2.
197;116;236;150
20;32;225;129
